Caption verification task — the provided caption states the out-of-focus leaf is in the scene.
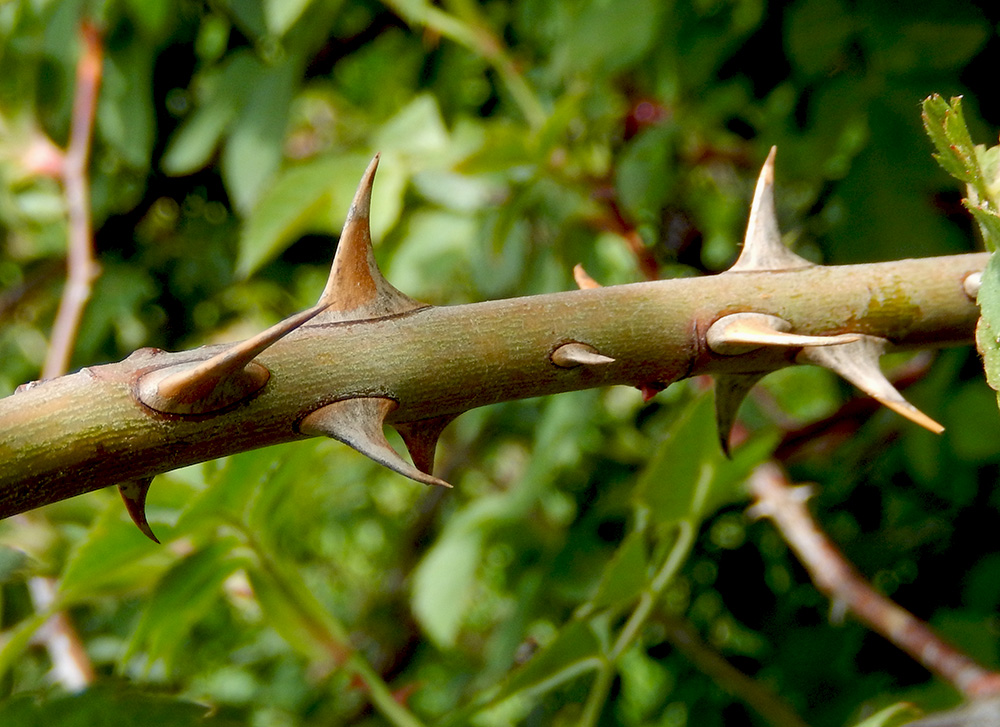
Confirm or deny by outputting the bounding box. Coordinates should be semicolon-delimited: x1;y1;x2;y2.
98;45;155;170
222;57;298;213
492;618;604;703
264;0;316;35
976;254;1000;408
59;504;170;602
373;93;451;163
124;539;246;674
236;155;369;276
411;527;483;648
587;529;648;611
550;0;664;76
161;54;260;176
0;684;240;727
0;544;30;582
850;701;922;727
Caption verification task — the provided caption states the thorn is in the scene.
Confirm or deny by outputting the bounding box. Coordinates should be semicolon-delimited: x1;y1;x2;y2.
573;264;602;289
139;304;327;414
707;313;861;356
299;397;452;487
714;372;768;455
117;477;159;543
728;147;812;273
316;154;425;321
796;336;945;434
393;413;458;476
551;342;615;368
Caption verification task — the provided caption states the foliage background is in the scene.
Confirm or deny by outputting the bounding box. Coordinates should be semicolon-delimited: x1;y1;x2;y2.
1;0;999;725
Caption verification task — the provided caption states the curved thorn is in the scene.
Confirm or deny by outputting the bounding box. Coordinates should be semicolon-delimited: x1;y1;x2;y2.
707;313;861;356
573;264;602;290
729;147;812;273
316;154;424;320
393;413;459;476
796;336;944;434
117;477;159;543
714;372;769;456
551;342;615;368
300;397;452;488
142;303;327;414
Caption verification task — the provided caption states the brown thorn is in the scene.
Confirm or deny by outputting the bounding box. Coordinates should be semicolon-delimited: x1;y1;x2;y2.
796;336;944;434
117;477;159;543
551;342;615;368
315;154;424;321
393;413;459;476
137;303;327;414
728;147;812;273
714;372;769;456
572;264;602;290
707;313;861;356
299;397;452;488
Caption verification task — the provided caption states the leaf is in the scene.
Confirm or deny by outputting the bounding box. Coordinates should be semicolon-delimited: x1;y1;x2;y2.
264;0;316;35
633;393;721;525
587;529;649;611
161;53;260;176
492;618;604;702
0;684;240;727
976;254;1000;409
922;94;979;184
411;527;484;648
123;539;246;675
221;57;299;213
245;557;349;665
59;502;171;602
236;155;369;277
849;701;922;727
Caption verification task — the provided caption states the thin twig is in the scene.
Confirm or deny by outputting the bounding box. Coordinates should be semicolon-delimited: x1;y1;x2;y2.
42;20;103;381
748;461;1000;698
24;20;105;693
656;613;810;727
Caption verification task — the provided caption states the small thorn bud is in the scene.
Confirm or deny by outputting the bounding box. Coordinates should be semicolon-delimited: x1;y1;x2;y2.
707;313;861;356
964;271;982;300
638;382;665;402
573;264;602;290
118;477;159;543
551;342;615;368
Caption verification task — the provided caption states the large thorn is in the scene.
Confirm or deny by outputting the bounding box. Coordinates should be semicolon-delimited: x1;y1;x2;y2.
315;154;425;321
714;372;768;455
137;304;326;414
707;313;861;356
393;413;458;477
117;477;159;543
729;147;812;273
299;397;452;488
797;336;944;434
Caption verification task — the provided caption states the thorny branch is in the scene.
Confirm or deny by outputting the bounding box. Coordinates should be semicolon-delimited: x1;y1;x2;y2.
747;461;1000;698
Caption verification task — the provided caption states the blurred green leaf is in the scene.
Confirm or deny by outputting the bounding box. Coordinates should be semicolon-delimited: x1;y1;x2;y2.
0;684;239;727
850;701;922;727
264;0;317;36
124;539;247;675
976;255;1000;408
587;529;648;611
411;527;483;648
